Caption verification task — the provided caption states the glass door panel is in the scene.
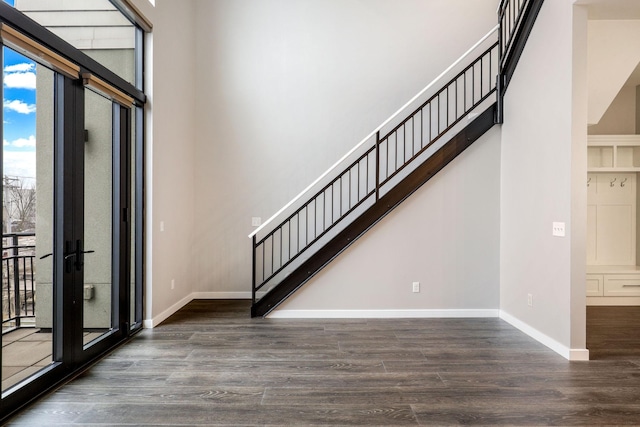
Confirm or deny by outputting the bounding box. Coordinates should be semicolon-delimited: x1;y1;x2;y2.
82;89;114;347
130;108;137;329
1;49;56;391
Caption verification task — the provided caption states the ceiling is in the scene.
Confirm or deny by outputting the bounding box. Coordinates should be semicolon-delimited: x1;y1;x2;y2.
576;0;640;20
578;0;640;87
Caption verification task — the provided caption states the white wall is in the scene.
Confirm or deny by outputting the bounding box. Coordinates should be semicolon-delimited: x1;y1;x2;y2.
500;0;588;359
192;0;498;297
588;85;636;135
587;20;640;125
275;126;501;315
637;86;640;133
143;0;198;325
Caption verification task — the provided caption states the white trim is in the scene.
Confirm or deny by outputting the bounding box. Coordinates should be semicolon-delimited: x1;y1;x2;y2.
248;25;499;239
143;292;252;328
191;292;252;300
587;296;640;306
499;311;589;361
268;309;499;319
588;135;640;146
570;349;590;361
143;29;154;330
143;294;192;328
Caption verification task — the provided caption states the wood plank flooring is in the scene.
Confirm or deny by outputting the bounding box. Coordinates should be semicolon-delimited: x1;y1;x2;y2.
587;306;640;360
6;300;640;426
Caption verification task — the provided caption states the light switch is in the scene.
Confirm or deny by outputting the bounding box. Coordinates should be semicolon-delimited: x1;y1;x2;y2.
552;222;565;237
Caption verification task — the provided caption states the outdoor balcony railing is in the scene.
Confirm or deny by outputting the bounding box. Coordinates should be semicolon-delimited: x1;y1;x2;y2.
2;232;36;332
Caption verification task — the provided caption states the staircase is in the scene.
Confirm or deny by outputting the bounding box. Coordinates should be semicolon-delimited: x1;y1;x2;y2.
249;0;544;317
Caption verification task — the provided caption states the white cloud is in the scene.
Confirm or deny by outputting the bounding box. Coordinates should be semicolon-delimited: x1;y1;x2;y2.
4;71;36;89
5;135;36;148
4;63;35;73
4;99;36;114
3;150;36;182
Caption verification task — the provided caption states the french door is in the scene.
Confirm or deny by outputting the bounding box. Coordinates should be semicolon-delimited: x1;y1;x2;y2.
67;75;134;361
1;48;135;415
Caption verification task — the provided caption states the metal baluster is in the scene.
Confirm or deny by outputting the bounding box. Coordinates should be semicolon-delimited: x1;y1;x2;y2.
12;235;20;328
262;240;266;286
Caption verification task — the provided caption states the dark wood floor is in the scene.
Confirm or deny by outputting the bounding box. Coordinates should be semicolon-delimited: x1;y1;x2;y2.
587;306;640;360
6;300;640;426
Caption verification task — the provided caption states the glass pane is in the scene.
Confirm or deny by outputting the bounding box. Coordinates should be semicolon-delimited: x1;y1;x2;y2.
83;89;113;346
13;0;136;86
2;48;55;391
130;108;136;329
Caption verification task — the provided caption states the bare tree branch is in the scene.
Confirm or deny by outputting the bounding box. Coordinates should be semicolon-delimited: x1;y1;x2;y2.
3;176;36;232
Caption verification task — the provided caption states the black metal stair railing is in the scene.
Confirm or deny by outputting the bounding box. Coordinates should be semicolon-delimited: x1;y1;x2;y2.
497;0;544;123
499;0;532;69
251;39;499;311
378;43;498;190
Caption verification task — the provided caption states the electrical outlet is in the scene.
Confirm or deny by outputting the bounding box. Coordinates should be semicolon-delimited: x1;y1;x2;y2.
552;222;565;237
171;279;175;290
527;293;533;307
412;282;420;293
160;221;165;232
251;217;262;227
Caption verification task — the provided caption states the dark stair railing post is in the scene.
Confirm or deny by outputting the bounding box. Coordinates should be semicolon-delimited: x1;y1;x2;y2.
495;74;504;124
251;234;257;307
496;4;505;125
498;0;544;95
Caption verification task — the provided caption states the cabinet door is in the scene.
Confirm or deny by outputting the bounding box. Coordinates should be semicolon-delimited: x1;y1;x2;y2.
588;173;636;265
597;205;635;265
586;274;604;297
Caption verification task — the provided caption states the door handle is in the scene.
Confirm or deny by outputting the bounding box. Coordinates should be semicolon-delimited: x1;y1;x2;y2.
64;240;95;271
64;251;94;260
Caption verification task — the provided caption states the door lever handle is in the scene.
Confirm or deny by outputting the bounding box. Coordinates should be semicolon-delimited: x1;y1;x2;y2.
64;251;94;260
39;253;53;259
64;240;96;272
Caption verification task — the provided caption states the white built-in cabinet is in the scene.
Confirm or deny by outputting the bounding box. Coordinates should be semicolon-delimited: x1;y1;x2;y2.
587;135;640;305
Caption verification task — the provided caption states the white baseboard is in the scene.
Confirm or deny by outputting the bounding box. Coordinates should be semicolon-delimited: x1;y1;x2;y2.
143;292;251;328
499;310;589;361
191;292;252;300
268;309;500;319
570;349;590;361
143;293;193;328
